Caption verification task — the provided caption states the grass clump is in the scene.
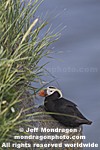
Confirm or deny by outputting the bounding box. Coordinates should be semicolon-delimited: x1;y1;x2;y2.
0;0;58;147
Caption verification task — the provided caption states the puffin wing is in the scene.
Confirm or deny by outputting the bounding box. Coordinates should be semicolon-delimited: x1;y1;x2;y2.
53;98;86;120
60;98;77;107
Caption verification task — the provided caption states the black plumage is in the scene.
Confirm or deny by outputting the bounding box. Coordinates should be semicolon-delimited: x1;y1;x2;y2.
44;91;92;127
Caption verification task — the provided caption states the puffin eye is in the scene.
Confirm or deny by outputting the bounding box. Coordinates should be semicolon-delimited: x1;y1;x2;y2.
50;90;53;92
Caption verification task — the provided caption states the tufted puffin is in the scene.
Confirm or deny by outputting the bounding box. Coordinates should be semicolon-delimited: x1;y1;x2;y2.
38;86;92;127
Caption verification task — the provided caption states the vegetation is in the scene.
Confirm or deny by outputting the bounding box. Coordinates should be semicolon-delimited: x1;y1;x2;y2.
0;0;59;147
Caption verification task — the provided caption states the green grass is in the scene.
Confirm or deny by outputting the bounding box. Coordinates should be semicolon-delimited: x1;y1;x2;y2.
0;0;59;147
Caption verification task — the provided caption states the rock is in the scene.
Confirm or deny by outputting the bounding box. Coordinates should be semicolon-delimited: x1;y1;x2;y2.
30;105;83;150
19;93;83;150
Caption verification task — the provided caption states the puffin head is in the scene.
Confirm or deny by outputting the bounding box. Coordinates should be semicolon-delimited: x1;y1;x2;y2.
38;86;62;98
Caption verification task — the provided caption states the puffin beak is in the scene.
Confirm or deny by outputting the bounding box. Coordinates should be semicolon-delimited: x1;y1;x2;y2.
38;89;47;97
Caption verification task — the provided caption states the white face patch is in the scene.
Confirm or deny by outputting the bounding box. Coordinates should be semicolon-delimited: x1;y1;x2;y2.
47;86;63;98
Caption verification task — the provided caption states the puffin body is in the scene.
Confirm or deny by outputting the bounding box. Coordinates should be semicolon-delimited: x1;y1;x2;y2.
38;87;92;127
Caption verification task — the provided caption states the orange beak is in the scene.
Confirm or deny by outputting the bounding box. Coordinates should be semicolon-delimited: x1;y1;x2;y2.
38;89;47;97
